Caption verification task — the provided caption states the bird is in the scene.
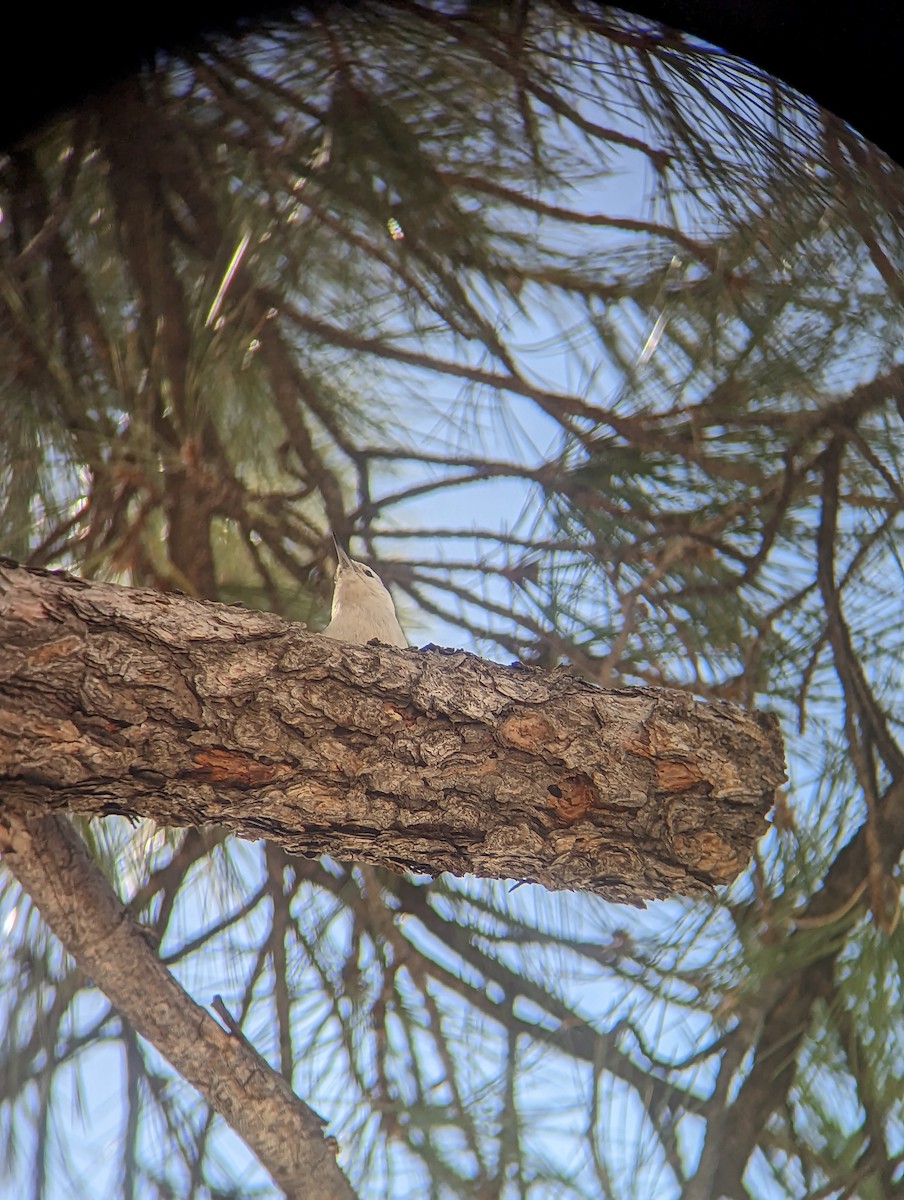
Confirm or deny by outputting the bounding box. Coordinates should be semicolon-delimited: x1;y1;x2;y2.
321;536;408;648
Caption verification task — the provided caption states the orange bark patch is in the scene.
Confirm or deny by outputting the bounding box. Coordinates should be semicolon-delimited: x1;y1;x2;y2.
189;747;278;786
656;760;702;791
546;774;596;823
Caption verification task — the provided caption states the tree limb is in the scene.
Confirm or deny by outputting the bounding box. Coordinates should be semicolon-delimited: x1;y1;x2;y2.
0;806;357;1200
0;561;784;905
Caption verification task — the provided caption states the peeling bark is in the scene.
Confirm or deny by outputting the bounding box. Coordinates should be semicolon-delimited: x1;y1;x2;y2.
0;562;785;904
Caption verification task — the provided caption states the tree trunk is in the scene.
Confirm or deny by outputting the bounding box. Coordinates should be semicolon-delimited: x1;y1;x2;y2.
0;561;784;905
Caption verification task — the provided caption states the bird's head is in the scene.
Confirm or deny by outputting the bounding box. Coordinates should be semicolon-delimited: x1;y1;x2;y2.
330;543;397;617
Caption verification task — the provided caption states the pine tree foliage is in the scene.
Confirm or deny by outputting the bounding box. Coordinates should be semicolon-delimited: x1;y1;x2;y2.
1;3;903;1197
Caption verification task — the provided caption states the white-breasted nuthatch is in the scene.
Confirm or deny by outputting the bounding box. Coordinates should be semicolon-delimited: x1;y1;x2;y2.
321;537;408;648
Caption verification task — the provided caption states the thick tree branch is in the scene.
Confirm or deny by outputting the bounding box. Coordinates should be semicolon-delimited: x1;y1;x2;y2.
0;561;784;905
0;807;357;1200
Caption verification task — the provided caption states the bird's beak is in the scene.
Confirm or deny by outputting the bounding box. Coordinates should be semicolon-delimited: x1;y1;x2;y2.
331;532;352;568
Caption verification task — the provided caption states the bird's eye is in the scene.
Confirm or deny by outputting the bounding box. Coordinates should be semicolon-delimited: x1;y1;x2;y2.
363;568;375;578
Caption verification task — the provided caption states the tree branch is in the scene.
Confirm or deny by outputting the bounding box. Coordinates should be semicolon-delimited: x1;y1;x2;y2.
0;807;357;1200
0;561;784;905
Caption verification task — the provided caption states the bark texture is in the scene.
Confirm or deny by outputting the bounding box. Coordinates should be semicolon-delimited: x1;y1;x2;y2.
0;562;785;904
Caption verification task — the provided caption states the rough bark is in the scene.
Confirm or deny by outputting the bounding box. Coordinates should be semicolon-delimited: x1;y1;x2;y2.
0;561;785;904
0;806;357;1200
